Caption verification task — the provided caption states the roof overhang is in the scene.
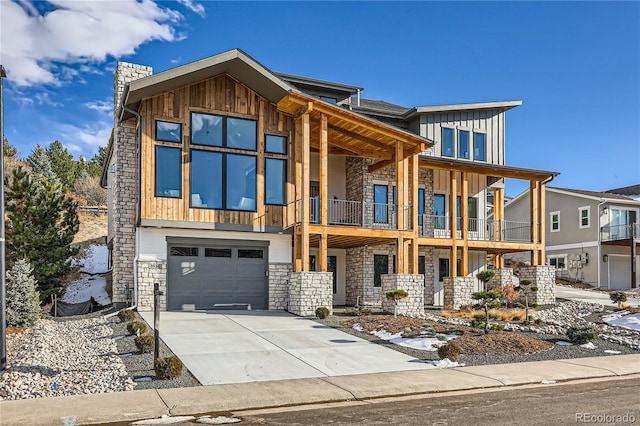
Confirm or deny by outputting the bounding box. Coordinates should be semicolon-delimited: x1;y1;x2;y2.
120;49;294;120
278;92;432;160
419;155;559;181
274;72;363;94
546;187;640;205
405;100;522;119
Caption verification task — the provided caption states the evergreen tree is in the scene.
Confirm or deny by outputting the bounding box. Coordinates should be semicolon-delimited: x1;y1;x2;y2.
85;146;107;178
5;167;80;301
3;138;18;159
27;144;57;180
46;140;77;191
6;259;41;327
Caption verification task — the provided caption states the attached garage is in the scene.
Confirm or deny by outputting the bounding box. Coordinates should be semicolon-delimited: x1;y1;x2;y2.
167;238;268;310
608;255;640;290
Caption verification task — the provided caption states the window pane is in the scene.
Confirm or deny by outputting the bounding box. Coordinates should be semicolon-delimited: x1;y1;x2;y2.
238;249;263;259
374;185;388;223
227;154;256;211
265;158;286;205
328;256;337;293
191;112;223;146
418;256;426;276
227;117;257;151
434;194;446;229
266;135;287;154
170;247;198;256
418;188;425;226
191;150;222;209
474;132;486;161
438;258;449;281
205;248;232;257
374;254;388;287
458;130;469;159
156;121;182;143
442;128;454;157
155;146;181;198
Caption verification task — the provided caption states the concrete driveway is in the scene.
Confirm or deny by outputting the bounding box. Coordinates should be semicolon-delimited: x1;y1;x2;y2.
555;285;640;308
139;310;433;385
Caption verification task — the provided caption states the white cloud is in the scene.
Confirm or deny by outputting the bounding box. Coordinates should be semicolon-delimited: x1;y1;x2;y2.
0;0;186;86
56;121;112;157
84;99;112;114
177;0;206;18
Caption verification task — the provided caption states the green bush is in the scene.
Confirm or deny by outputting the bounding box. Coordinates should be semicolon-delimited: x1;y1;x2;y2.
534;318;543;325
490;324;505;331
437;342;460;362
134;335;154;353
117;309;135;323
315;307;330;319
154;356;183;380
609;291;628;308
514;302;525;309
566;325;600;344
127;320;147;335
6;259;41;327
512;316;521;321
435;334;447;341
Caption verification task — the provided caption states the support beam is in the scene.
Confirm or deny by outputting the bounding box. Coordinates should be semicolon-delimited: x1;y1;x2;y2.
294;117;303;272
293;101;313;118
319;113;328;272
631;235;637;289
301;112;311;271
319;233;328;272
368;157;395;174
395;141;406;273
460;172;469;276
538;183;546;266
530;181;539;249
410;154;419;274
449;170;458;277
494;187;504;242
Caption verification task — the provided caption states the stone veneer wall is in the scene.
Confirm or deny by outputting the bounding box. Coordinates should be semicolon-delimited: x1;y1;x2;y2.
518;266;556;305
136;259;167;312
288;272;333;317
381;274;425;318
443;277;475;310
112;62;153;307
488;268;520;291
269;263;292;310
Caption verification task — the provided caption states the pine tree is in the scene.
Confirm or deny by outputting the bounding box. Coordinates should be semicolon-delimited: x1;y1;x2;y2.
5;167;80;301
27;144;57;180
3;138;18;159
6;259;41;327
85;146;107;178
46;140;78;192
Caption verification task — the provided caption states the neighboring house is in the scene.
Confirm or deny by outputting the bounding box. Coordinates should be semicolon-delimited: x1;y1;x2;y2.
607;184;640;201
504;187;640;289
102;48;557;313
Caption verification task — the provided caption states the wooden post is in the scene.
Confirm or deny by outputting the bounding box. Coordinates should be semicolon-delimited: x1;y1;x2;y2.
494;187;503;242
294;117;303;272
410;154;419;274
256;99;266;226
530;181;539;265
631;234;637;289
396;141;405;273
538;183;546;266
460;172;469;276
301;112;311;272
319;113;328;272
449;170;458;277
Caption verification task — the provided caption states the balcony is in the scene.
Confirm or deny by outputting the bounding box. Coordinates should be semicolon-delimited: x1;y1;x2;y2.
601;223;640;243
419;215;531;242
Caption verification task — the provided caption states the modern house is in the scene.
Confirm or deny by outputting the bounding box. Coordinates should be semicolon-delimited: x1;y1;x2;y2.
504;187;639;289
102;48;558;314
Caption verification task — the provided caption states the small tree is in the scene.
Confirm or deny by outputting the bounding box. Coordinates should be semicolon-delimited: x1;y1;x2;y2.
476;270;495;291
471;290;501;334
385;289;409;318
609;291;628;309
499;285;519;308
27;144;56;180
515;279;538;322
46;140;78;192
6;259;41;327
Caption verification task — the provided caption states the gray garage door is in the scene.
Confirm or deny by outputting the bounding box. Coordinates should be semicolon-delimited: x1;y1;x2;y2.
167;241;267;310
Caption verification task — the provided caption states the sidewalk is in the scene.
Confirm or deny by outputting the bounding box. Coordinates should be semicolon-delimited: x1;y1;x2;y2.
2;354;639;426
555;285;640;308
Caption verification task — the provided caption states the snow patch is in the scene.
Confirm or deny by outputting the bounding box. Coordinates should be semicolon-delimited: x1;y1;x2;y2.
555;341;573;346
426;358;465;368
604;350;621;354
370;328;457;351
605;312;640;331
352;323;364;332
196;416;242;425
63;244;110;305
76;244;109;274
541;380;557;384
580;342;596;349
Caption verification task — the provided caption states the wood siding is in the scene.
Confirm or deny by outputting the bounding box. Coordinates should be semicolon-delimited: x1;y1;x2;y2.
140;73;294;227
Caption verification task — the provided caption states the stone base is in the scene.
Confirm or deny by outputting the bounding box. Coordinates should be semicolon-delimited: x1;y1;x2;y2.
288;272;333;317
443;277;475;310
381;274;425;318
488;268;519;291
269;263;292;310
136;259;167;312
519;266;556;305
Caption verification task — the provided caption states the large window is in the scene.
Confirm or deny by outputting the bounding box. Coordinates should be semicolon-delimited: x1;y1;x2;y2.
156;120;182;143
473;132;486;161
227;154;256;210
265;158;286;205
191;112;256;151
434;194;446;229
155;146;182;198
265;135;287;154
374;184;388;223
190;150;222;208
442;128;454;157
458;130;470;159
611;208;637;239
374;254;389;287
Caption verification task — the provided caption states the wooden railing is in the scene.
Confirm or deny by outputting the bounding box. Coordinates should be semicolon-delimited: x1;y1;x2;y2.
78;205;107;215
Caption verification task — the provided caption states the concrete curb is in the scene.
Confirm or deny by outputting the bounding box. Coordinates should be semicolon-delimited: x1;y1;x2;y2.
1;354;639;426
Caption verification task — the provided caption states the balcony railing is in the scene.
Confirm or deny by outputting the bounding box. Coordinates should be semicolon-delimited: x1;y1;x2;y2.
419;215;531;242
601;223;640;242
302;197;412;230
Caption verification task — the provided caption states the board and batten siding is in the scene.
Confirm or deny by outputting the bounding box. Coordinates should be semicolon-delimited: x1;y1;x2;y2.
139;73;295;228
414;108;506;165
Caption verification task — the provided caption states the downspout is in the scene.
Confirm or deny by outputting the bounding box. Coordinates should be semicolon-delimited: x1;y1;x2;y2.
596;199;606;289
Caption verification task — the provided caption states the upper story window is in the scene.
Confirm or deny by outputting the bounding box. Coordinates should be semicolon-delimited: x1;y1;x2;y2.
579;206;590;229
156;120;182;143
473;132;486;161
266;135;287;154
418;188;425;226
550;211;561;232
191;112;257;151
265;158;286;205
373;184;389;223
442;128;454;157
434;193;446;229
155;146;182;198
458;130;470;159
320;96;338;104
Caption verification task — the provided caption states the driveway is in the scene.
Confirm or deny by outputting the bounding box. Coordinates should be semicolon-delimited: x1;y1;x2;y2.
555;285;640;308
139;310;433;385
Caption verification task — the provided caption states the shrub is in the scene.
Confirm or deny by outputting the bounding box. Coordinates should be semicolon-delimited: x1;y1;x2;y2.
154;356;183;380
534;318;543;325
566;325;600;344
127;320;147;335
476;270;495;291
488;313;501;320
609;291;628;309
512;316;521;321
471;314;485;329
490;324;505;331
471;290;502;334
436;334;447;341
515;280;538;322
437;342;460;362
134;335;155;353
514;302;526;309
118;309;135;323
499;285;519;308
315;307;330;319
6;259;41;327
385;289;409;318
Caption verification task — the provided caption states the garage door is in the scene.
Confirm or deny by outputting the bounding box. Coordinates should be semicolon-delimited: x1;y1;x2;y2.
609;255;639;290
167;242;267;310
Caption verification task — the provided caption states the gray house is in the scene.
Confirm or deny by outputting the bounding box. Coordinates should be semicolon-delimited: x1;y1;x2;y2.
504;187;639;289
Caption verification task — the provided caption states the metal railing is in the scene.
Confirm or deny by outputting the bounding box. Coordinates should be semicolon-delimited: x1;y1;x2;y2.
601;223;640;242
300;198;412;230
419;215;531;242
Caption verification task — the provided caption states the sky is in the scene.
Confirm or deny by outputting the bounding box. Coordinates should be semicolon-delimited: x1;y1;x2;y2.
0;0;638;197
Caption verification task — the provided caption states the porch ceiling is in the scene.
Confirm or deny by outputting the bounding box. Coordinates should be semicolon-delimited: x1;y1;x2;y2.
419;156;559;182
278;92;431;160
309;234;395;249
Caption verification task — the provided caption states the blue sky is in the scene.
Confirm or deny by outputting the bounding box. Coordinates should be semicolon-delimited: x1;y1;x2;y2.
1;1;638;196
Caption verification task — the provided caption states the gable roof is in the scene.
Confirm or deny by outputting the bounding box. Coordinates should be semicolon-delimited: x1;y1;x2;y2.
607;184;640;197
405;100;522;117
549;187;636;202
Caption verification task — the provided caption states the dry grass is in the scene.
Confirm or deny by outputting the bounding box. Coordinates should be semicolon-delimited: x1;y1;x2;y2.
441;307;528;321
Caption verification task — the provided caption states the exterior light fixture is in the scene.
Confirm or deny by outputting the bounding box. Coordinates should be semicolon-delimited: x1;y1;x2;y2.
603;254;608;262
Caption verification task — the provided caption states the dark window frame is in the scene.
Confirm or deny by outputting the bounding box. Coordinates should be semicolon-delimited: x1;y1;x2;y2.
264;157;287;206
458;129;470;159
155;145;182;199
473;131;486;162
190;112;257;152
265;134;288;154
442;127;454;158
374;254;389;288
155;120;183;143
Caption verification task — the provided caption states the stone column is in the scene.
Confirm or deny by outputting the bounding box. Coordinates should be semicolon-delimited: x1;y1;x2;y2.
381;274;425;318
136;260;167;311
443;277;475;310
487;268;519;291
269;263;292;310
288;272;333;316
518;266;556;305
